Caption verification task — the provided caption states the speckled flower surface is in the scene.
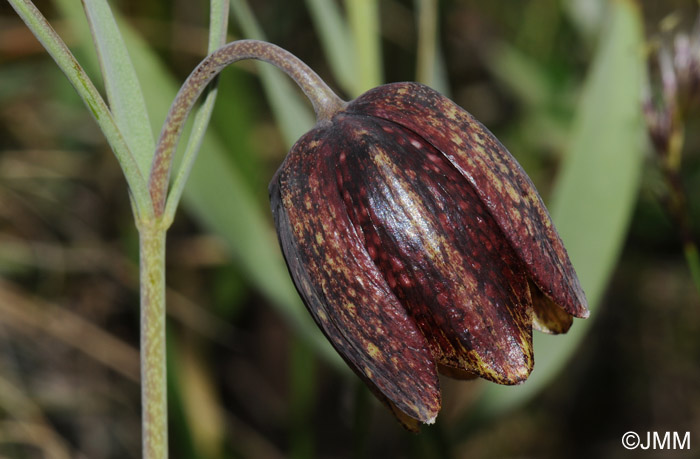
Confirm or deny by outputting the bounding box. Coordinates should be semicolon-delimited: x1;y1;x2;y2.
269;82;588;430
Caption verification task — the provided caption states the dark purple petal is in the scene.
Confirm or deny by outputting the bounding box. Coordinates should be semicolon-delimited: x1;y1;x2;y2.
333;113;534;385
270;127;441;424
347;82;589;320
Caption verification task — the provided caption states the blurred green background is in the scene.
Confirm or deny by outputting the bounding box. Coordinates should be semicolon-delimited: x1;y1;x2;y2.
0;0;699;457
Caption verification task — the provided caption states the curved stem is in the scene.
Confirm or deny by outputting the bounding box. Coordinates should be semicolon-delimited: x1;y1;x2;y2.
149;39;346;218
162;0;229;225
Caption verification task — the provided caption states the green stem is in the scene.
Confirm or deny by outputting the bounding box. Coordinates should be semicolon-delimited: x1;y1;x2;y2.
139;220;168;459
7;0;152;220
149;39;346;217
142;3;229;456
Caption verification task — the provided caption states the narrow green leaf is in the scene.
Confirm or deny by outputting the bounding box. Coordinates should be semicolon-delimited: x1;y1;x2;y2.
549;0;645;311
8;0;151;220
53;0;342;369
304;0;358;97
458;0;646;426
82;0;155;177
344;0;383;91
229;0;315;147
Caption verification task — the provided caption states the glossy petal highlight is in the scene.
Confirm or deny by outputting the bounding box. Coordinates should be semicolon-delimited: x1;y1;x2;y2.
270;127;441;424
347;82;589;320
270;79;589;429
333;114;534;384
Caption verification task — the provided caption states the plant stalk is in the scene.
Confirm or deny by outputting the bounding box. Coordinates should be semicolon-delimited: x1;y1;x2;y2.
148;39;346;217
139;220;168;459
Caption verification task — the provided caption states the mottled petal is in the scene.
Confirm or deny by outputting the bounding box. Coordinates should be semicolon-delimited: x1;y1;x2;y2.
334;114;534;385
270;127;441;423
347;82;589;320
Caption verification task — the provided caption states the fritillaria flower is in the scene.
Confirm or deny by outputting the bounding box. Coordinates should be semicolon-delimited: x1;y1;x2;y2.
269;82;588;430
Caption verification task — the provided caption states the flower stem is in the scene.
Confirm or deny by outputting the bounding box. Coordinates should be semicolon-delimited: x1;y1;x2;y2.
149;39;346;218
139;220;168;459
162;0;229;225
140;3;229;457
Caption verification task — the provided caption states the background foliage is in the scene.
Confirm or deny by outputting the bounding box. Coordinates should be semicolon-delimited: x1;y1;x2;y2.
0;0;699;457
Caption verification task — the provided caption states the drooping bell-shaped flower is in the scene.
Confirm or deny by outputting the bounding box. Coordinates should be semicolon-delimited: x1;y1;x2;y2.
269;82;588;430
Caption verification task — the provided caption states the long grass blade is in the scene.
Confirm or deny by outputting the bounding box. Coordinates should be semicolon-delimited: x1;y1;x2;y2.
8;0;151;219
344;0;383;91
53;0;342;368
457;0;646;429
82;0;155;177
